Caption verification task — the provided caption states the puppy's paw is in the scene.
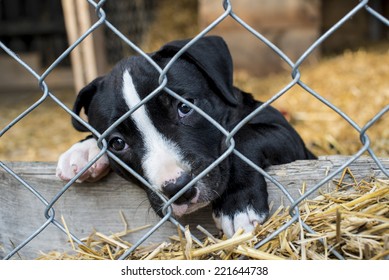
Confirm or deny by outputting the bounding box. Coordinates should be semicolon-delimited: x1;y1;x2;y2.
213;207;268;238
56;138;110;183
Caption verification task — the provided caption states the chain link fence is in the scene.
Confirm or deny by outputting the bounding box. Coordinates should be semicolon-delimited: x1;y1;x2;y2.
1;0;388;260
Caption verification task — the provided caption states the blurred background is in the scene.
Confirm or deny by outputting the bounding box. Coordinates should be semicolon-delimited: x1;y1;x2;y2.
0;0;388;161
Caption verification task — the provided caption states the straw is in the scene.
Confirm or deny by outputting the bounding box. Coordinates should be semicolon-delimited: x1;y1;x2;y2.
38;170;388;260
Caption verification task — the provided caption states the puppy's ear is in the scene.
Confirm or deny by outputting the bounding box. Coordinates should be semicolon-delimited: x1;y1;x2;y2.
157;36;238;106
72;77;103;132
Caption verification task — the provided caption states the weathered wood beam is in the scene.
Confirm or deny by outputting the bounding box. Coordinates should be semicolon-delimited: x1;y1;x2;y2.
1;156;388;259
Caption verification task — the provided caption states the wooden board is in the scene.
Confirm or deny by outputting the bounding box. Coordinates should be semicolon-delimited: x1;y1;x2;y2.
1;156;388;259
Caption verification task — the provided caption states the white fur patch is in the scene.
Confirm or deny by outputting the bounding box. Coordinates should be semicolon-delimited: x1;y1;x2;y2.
122;70;189;190
213;207;267;238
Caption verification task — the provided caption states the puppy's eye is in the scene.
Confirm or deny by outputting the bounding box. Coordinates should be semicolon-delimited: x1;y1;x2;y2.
177;99;194;118
109;137;128;151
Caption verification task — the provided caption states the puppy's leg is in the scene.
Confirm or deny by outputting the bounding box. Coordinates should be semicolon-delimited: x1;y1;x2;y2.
56;137;110;182
212;175;269;238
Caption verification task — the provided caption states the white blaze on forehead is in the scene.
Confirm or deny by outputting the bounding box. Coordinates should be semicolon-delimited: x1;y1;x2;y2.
121;70;188;189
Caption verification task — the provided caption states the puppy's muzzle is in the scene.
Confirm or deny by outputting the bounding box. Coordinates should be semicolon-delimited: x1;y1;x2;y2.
162;172;196;204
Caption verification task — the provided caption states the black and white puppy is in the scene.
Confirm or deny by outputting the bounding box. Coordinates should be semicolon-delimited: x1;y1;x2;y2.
57;36;315;237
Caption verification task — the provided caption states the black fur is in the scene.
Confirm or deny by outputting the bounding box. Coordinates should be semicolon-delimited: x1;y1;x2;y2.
71;36;316;226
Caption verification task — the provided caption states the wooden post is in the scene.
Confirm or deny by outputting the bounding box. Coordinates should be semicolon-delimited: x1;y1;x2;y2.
61;0;85;93
61;0;106;93
75;0;98;82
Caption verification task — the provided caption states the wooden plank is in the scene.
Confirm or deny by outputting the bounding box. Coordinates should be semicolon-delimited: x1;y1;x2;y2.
75;0;98;82
61;0;85;93
61;0;107;93
0;156;388;259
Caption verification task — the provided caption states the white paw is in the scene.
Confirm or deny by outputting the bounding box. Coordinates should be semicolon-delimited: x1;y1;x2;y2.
56;138;110;183
213;207;267;238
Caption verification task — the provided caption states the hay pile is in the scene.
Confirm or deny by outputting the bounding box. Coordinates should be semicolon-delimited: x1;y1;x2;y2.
234;46;389;157
0;90;85;161
38;172;389;260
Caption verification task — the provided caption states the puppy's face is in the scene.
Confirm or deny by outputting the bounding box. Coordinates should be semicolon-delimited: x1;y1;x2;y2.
73;37;238;217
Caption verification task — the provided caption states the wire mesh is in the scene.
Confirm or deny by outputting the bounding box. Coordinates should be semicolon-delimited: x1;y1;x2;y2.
0;0;388;260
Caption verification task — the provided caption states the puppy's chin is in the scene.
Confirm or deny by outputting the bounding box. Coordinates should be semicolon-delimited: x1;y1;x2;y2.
171;201;209;217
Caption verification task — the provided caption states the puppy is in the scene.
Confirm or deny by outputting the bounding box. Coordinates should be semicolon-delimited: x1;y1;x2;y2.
57;36;316;237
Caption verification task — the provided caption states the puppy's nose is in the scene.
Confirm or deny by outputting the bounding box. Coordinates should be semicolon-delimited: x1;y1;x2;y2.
162;173;196;204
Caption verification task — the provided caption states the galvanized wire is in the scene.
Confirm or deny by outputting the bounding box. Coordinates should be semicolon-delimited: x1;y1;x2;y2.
1;0;388;260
